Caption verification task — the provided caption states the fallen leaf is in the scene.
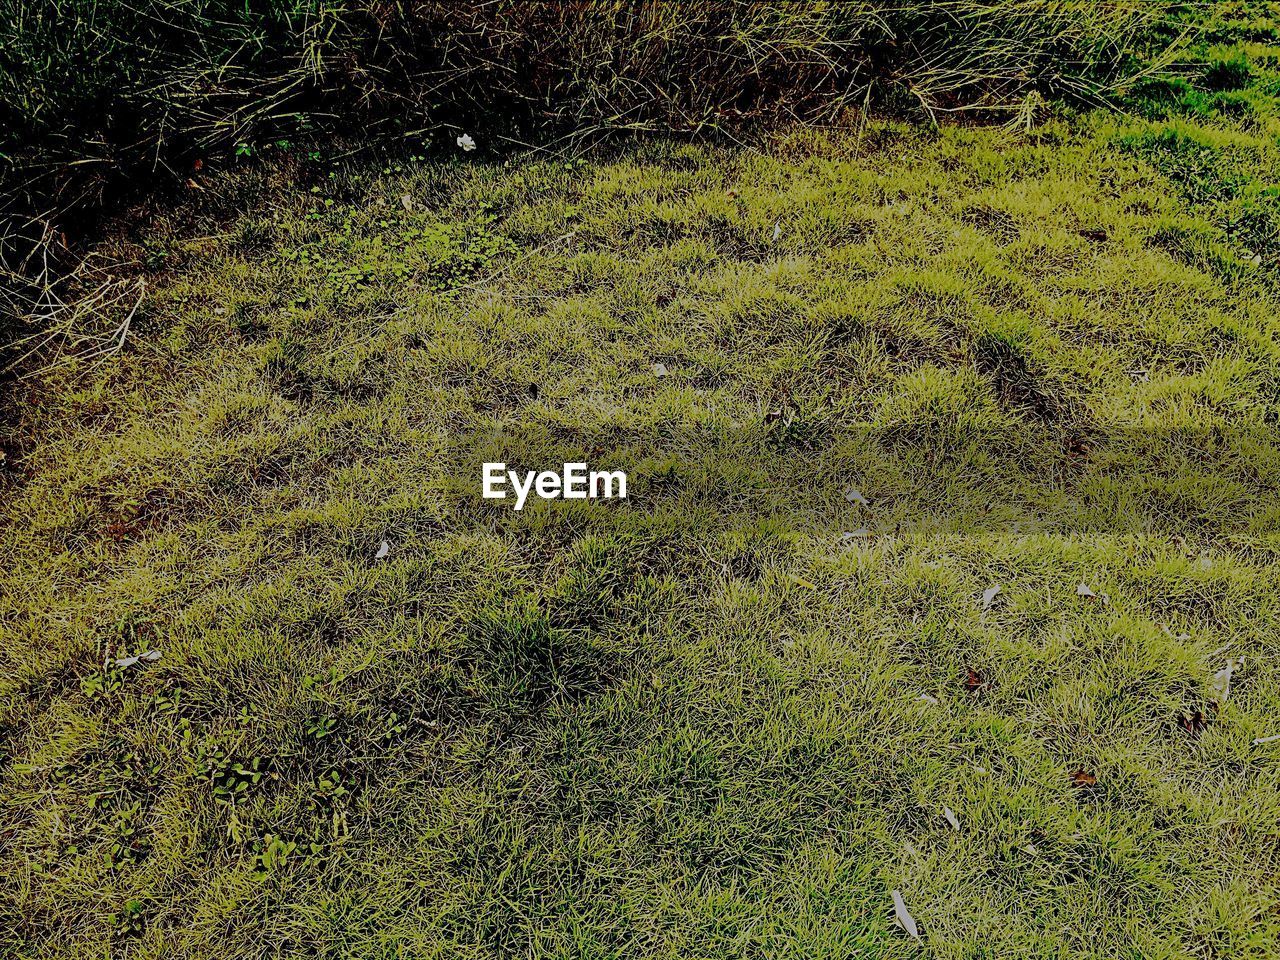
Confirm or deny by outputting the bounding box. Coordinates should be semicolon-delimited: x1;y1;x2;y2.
891;890;921;941
771;222;782;242
456;133;477;152
981;585;1001;611
653;362;668;377
943;806;960;831
1064;433;1092;457
1076;582;1110;605
400;193;414;212
114;650;162;669
790;574;817;590
842;529;871;543
1212;659;1240;702
375;540;391;560
1181;709;1208;735
844;487;870;507
1022;843;1038;856
963;666;986;693
916;693;939;705
1253;734;1280;745
1069;768;1096;788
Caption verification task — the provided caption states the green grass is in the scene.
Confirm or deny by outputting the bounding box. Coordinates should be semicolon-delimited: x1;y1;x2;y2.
0;0;1168;266
6;23;1280;960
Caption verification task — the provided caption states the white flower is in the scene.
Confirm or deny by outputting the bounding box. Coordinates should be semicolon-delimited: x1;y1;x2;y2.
456;133;476;152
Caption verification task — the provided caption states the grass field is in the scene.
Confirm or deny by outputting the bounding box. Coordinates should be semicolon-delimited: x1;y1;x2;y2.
5;9;1280;960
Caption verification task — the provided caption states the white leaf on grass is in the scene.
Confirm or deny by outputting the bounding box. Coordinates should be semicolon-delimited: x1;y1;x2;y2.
1022;843;1039;856
114;650;161;669
943;806;960;831
1077;582;1109;605
375;540;391;560
1211;666;1232;701
456;133;476;152
772;222;782;242
1212;659;1241;702
981;585;1001;611
842;529;871;543
1253;734;1280;745
916;693;939;705
891;890;921;941
653;362;668;377
844;488;870;507
400;193;414;212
